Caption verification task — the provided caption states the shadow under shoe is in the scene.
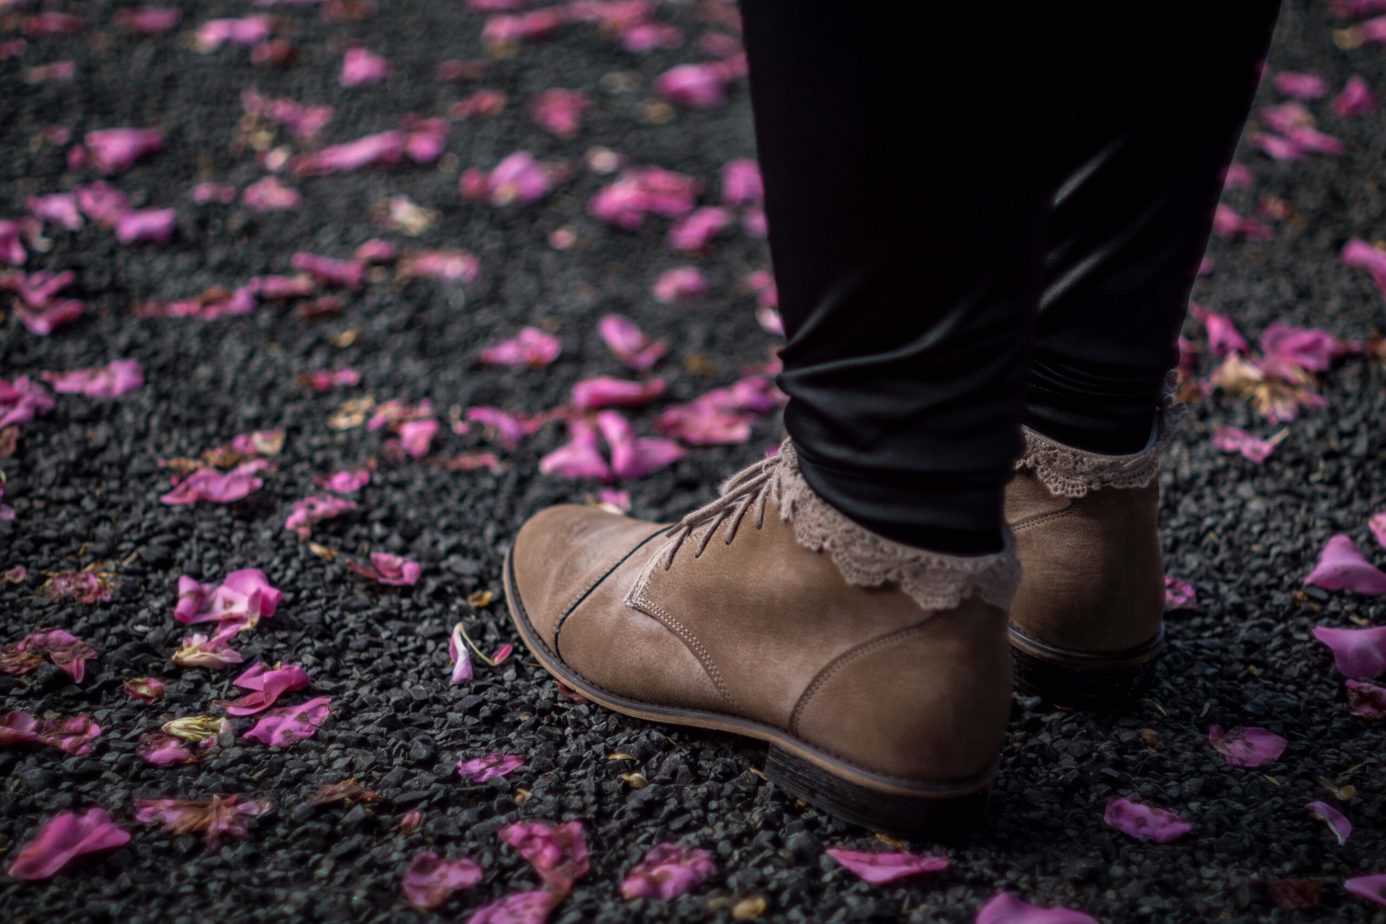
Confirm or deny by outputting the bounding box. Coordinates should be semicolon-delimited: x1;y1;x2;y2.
1005;430;1166;710
505;443;1017;837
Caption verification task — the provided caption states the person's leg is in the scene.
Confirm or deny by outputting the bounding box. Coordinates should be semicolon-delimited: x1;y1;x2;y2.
1026;4;1282;453
741;2;1046;555
1005;3;1282;708
508;5;1046;835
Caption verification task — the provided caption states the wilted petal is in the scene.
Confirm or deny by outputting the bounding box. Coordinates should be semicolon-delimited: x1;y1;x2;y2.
465;152;553;206
499;820;590;894
449;623;475;684
465;890;558;924
1345;874;1386;908
1207;725;1287;768
457;752;524;783
76;181;130;225
135;795;270;845
1307;801;1352;845
620;842;716;899
1260;322;1346;373
341;46;389;86
172;633;245;670
402;851;483;911
975;892;1097;924
196;15;272;50
350;551;422;586
1312;625;1386;678
1162;576;1197;610
652;266;706;302
465;407;533;448
540;418;610;481
243;695;331;747
824;847;948;885
123;676;167;702
242;176;301;212
7;809;129;880
0;712;101;756
481;326;561;366
1103;798;1192;843
1346;679;1386;718
572;376;665;411
316;468;370;492
1342;239;1386;297
403;116;448;163
1305;535;1386;595
1211;426;1279;463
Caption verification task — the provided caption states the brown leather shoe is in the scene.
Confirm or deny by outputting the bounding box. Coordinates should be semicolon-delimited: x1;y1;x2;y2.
504;441;1019;836
1004;426;1165;709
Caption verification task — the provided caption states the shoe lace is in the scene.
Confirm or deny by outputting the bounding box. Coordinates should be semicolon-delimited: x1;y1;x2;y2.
658;453;782;571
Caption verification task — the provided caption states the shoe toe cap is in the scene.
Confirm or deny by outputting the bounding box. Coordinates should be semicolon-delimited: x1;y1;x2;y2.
508;504;665;646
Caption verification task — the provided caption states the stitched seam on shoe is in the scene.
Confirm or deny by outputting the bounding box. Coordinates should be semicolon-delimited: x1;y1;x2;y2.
788;620;938;740
626;555;737;712
1010;505;1076;533
553;526;668;660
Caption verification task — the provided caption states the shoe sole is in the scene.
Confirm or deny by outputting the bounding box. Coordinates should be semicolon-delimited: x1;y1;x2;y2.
503;548;993;838
1008;624;1162;710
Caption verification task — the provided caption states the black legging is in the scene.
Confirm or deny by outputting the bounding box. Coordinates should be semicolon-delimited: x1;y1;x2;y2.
740;3;1282;554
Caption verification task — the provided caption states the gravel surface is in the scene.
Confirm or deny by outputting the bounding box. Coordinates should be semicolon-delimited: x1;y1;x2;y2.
2;1;1384;922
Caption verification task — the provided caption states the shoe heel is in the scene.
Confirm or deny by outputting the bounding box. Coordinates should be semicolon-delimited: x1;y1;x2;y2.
1010;630;1160;711
764;745;990;839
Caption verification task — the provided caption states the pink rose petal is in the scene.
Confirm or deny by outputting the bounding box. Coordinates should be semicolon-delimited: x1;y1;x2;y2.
221;662;311;716
1273;71;1328;99
1305;535;1386;595
350;552;422;586
457;753;525;783
0;711;101;756
136;732;201;767
656;63;726;108
1211;427;1279;463
402;851;483;911
293;130;404;175
172;632;244;670
1345;874;1386;908
540;419;611;481
174;568;281;628
1162;576;1198;610
595;410;684;480
1103;797;1192;843
531;89;588;138
196;15;272;50
620;842;716;899
668;207;732;251
7;809;129;880
481;326;561;367
1307;801;1352;845
399;249;480;283
242;176;301;212
1190;305;1247;356
28;193;83;230
1312;625;1386;678
975;892;1097;924
571;376;666;411
1207;725;1287;768
721;159;763;205
598;314;667;370
316;468;370;493
160;460;268;505
84;128;163;175
824;847;948;885
242;695;331;748
1335;76;1375;117
465;890;558;924
115;7;182;33
652;266;706;302
499;820;589;894
341;47;389;86
291;251;364;288
41;359;143;399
